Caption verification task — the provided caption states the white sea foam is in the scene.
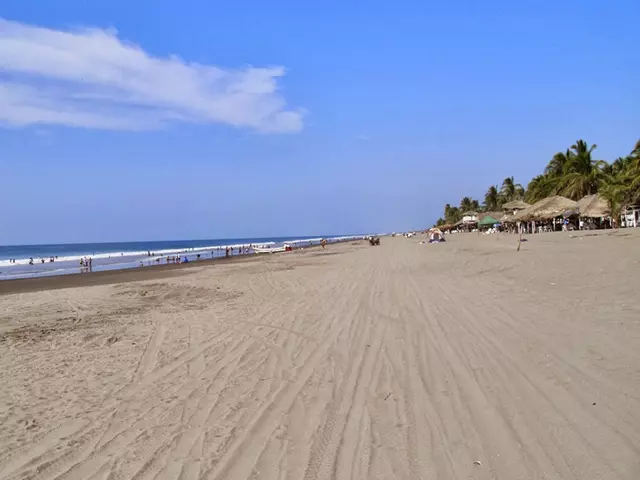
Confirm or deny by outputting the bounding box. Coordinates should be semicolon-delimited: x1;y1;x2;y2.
0;236;368;272
0;241;278;268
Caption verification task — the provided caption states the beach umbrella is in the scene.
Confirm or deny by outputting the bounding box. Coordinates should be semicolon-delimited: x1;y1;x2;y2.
479;215;499;226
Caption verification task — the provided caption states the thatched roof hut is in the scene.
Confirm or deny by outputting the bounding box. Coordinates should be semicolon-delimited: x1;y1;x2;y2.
516;196;578;221
577;194;610;218
502;200;530;211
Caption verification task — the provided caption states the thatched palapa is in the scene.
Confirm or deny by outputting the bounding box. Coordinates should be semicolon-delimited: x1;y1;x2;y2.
502;200;530;211
516;196;578;221
577;194;610;218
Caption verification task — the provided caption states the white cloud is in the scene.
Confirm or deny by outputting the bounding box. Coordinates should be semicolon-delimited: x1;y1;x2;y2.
356;134;370;140
0;19;304;132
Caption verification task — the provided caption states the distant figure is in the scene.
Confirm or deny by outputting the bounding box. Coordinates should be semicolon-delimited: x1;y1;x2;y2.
41;258;45;264
197;254;201;260
321;239;327;249
225;247;230;258
29;257;34;265
183;257;189;263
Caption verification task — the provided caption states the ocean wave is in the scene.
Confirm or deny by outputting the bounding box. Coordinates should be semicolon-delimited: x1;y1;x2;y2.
0;241;277;268
0;236;366;269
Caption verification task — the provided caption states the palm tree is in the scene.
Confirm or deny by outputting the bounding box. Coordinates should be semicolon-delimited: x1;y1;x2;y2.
484;185;500;211
525;175;553;203
444;204;461;224
555;139;607;200
623;139;640;204
500;177;524;202
599;180;627;228
545;150;571;177
459;197;474;213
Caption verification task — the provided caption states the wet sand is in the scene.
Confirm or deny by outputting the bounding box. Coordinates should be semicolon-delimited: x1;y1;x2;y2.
1;232;639;479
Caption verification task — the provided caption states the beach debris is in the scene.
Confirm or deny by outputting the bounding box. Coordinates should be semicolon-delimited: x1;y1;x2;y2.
384;392;392;401
592;402;596;406
473;460;482;466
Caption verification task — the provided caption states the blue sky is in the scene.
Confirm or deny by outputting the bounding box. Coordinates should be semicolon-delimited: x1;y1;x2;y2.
1;0;639;244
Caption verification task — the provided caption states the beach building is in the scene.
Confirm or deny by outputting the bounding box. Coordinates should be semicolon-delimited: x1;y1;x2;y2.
621;204;640;228
457;211;478;232
577;194;611;229
502;199;530;218
500;200;530;232
514;196;578;232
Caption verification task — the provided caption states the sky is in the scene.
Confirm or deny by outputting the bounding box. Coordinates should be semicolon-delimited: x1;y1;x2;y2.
1;0;639;244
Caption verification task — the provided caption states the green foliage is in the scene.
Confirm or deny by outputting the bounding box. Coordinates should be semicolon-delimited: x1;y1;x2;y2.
434;138;640;226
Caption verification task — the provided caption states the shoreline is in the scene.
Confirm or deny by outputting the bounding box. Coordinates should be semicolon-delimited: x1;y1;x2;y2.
0;235;366;281
0;240;350;296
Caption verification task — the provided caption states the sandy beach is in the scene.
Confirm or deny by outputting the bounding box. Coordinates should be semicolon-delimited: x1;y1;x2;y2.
1;231;639;479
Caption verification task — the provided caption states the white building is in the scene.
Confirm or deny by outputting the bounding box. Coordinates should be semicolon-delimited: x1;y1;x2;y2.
621;205;640;228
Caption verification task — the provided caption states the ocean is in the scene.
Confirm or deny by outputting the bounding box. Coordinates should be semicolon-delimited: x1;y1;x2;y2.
0;235;363;280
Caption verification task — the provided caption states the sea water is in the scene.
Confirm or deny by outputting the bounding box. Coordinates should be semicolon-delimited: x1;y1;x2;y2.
0;236;363;280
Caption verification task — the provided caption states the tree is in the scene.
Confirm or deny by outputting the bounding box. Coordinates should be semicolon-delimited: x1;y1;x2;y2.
544;150;571;177
500;177;524;202
444;204;461;224
623;139;640;204
459;197;473;213
484;185;500;211
433;137;640;226
599;178;628;228
525;175;554;203
554;140;606;200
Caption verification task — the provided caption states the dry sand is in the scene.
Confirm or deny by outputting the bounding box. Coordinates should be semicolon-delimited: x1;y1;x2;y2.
1;231;639;479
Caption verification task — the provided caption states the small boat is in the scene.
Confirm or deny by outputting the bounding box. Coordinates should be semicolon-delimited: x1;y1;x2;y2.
253;245;289;254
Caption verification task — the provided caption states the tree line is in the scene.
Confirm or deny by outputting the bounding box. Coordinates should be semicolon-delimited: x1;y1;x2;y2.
435;138;640;226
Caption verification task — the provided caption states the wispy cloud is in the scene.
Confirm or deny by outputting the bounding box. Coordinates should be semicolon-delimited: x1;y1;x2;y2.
0;19;304;133
356;134;370;141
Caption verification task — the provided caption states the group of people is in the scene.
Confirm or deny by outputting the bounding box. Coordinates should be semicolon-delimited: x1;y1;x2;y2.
80;257;93;272
225;245;252;257
26;256;60;265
